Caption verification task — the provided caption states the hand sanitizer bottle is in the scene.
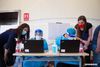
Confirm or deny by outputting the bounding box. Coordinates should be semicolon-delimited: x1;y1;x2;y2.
52;41;58;54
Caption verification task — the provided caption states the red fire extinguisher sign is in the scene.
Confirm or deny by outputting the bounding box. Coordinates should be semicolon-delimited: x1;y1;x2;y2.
24;13;29;21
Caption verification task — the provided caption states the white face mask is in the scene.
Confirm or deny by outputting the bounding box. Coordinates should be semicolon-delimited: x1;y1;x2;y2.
22;30;27;35
35;36;42;40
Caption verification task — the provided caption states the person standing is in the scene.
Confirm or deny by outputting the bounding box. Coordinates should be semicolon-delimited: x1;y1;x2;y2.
75;15;93;65
0;23;30;67
92;25;100;67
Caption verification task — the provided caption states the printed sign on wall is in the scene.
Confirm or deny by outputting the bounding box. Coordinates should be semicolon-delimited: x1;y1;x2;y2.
23;13;29;21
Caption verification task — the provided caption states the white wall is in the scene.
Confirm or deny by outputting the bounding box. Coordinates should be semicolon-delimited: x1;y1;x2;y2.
0;0;100;21
0;0;100;42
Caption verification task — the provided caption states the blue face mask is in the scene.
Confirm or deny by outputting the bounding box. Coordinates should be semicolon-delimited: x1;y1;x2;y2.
22;30;27;35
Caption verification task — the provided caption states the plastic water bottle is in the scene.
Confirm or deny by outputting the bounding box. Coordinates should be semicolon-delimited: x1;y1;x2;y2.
52;41;58;54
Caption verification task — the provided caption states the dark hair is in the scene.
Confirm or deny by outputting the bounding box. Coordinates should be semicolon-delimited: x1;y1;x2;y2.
76;15;87;37
63;34;66;37
16;23;30;40
78;15;87;23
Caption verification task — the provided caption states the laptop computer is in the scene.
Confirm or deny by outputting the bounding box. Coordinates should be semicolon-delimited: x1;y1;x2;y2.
60;40;80;53
24;40;44;53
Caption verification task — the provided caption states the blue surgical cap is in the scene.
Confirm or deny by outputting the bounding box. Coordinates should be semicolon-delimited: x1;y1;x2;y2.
35;29;43;35
66;28;76;37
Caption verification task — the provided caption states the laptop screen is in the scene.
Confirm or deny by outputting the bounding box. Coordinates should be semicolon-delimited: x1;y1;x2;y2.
60;40;80;53
24;40;44;53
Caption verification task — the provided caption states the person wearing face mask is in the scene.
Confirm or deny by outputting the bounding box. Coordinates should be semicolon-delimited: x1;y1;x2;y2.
33;29;48;51
22;29;27;35
75;15;93;66
55;28;80;67
23;29;48;67
35;29;44;40
0;23;30;67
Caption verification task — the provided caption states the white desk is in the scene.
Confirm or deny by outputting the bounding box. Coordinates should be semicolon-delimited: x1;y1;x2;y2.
13;50;89;67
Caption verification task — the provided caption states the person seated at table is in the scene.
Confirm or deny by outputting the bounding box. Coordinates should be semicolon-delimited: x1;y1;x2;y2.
23;29;48;67
55;27;80;67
